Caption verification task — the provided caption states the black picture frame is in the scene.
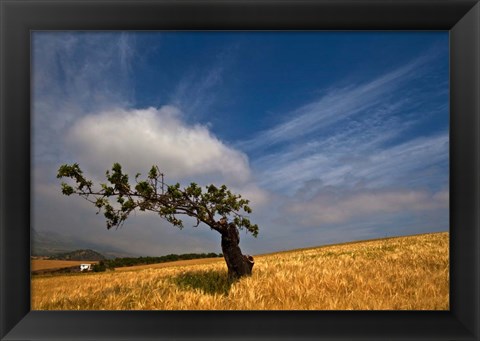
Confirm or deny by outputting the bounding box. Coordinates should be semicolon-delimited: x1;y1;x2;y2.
1;0;479;340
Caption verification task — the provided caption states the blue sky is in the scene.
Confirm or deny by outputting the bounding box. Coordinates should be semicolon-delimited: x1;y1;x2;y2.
32;31;449;256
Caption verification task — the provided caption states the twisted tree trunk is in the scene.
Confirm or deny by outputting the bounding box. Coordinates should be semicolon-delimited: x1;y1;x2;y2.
220;222;254;280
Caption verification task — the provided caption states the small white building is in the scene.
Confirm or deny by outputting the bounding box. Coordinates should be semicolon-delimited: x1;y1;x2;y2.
79;264;93;271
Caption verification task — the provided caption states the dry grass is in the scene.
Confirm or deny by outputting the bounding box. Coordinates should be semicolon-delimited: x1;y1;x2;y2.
114;257;224;271
31;260;98;271
31;232;449;310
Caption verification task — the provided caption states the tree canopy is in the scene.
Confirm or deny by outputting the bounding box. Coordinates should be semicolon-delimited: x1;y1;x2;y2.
57;163;259;237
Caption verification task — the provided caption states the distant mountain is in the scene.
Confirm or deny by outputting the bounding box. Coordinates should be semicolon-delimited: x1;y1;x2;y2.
49;249;106;261
31;228;135;259
31;229;77;256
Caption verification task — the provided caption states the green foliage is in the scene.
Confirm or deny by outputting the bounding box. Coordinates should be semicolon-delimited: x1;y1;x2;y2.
135;181;153;197
57;163;259;237
92;261;107;272
61;183;74;196
57;163;92;193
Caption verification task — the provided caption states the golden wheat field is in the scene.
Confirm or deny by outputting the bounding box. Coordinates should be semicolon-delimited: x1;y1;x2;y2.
114;257;224;272
31;232;449;310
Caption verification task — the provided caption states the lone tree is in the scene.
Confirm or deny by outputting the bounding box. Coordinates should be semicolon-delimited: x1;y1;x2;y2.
57;163;258;279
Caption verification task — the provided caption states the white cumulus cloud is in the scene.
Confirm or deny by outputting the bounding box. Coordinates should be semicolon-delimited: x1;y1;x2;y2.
65;106;251;185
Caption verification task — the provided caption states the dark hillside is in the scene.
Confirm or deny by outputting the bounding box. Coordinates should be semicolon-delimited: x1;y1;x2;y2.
49;249;106;261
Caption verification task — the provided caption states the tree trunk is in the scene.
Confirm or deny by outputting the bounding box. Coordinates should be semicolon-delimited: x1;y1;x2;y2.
220;222;254;280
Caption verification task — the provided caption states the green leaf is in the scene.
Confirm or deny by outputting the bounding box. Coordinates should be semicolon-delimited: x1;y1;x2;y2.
148;166;158;179
60;183;74;196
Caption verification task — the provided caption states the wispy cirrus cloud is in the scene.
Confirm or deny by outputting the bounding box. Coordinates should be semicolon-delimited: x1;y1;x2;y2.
32;32;137;164
241;52;448;196
171;64;224;116
235;50;449;249
239;54;431;153
170;45;238;119
286;188;448;227
255;131;448;195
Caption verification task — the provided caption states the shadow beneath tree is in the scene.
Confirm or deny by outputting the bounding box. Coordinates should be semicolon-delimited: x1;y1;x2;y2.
171;270;233;296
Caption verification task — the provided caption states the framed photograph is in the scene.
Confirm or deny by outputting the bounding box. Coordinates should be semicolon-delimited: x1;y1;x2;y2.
1;0;479;340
